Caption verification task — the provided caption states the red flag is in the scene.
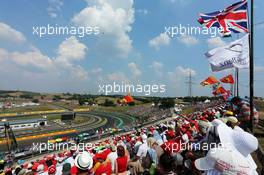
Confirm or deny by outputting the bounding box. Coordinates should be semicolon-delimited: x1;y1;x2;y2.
222;90;231;101
123;95;134;103
220;74;235;84
212;86;227;96
200;76;218;86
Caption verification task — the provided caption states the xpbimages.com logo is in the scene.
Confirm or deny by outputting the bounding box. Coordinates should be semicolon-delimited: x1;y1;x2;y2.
98;82;166;96
32;24;100;38
164;24;224;38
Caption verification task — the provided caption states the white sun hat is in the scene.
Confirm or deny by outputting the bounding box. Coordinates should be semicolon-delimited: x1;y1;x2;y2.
210;119;223;127
195;146;254;175
217;123;258;169
75;151;93;170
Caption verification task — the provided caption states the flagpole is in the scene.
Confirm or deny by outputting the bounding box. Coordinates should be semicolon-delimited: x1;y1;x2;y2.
234;69;237;96
236;68;239;97
249;0;254;132
235;34;239;97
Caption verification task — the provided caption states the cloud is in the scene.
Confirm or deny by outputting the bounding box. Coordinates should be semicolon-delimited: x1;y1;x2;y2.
175;66;196;76
207;37;226;48
149;61;163;76
0;23;26;43
168;66;196;83
47;0;63;18
55;36;89;80
56;36;88;64
107;72;129;83
137;9;148;15
72;0;134;58
178;34;199;46
69;65;88;80
9;50;55;71
169;0;193;5
149;33;171;50
91;68;103;74
0;48;8;62
128;62;142;78
0;35;89;80
165;66;197;96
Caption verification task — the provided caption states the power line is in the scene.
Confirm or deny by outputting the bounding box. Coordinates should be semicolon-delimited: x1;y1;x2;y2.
254;20;264;26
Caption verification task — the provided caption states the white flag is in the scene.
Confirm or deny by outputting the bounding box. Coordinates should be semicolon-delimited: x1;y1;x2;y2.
205;34;249;72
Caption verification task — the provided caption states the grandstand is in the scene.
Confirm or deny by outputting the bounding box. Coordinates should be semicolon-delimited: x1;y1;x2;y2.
0;98;262;174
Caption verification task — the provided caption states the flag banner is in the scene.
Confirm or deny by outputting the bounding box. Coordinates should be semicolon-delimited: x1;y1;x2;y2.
205;34;249;72
212;82;221;91
212;85;228;96
200;76;219;86
220;74;235;84
198;0;248;36
123;95;134;103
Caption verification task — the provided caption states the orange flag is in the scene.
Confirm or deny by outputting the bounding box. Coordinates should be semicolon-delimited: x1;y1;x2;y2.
200;76;218;86
220;74;234;84
214;86;227;95
123;95;134;103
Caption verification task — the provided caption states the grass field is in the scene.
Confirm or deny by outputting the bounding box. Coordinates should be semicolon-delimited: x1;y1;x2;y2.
0;104;58;114
181;107;195;115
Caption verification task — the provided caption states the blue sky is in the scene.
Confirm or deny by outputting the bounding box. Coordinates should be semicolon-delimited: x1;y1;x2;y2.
0;0;263;97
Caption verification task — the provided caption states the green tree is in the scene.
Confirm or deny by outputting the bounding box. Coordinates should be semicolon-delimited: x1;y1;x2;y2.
103;99;116;107
160;98;175;108
32;99;39;103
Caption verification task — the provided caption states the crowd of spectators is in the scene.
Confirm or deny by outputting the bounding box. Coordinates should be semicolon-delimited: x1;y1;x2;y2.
0;97;260;175
127;106;171;124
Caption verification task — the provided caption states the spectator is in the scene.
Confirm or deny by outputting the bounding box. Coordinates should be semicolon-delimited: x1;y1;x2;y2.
47;164;56;175
106;144;118;172
115;145;129;175
61;163;71;175
92;155;111;175
73;151;93;175
226;116;239;129
1;99;259;175
156;152;176;175
147;138;158;166
128;134;149;175
230;97;259;130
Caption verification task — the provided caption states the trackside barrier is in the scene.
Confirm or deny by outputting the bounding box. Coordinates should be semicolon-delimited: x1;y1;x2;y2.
0;109;67;117
73;108;90;112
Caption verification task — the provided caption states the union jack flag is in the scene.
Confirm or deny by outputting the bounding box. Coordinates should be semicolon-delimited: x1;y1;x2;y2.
198;0;248;36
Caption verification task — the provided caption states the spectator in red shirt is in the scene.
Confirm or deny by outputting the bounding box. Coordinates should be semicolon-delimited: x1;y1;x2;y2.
161;131;181;154
115;145;129;175
93;159;112;175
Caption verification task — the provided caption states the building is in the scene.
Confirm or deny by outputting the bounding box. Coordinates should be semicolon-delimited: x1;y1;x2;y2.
0;118;47;132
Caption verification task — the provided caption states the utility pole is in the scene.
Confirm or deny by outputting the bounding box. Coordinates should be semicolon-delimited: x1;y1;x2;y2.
249;0;254;132
185;71;195;97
